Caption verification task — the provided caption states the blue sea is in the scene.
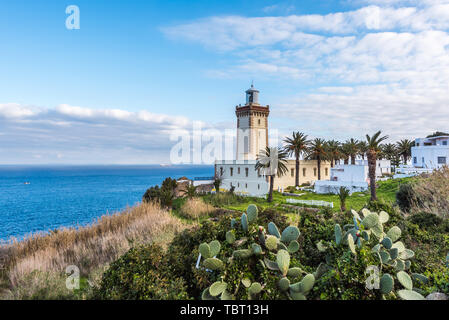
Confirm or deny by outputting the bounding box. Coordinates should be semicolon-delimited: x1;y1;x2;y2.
0;165;214;241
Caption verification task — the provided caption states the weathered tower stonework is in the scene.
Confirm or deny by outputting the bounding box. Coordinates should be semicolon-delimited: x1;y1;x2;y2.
235;84;269;160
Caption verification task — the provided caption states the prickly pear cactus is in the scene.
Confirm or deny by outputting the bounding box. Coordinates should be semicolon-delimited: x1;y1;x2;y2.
197;204;319;300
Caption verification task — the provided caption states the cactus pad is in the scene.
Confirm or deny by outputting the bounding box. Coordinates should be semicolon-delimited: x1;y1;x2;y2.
268;222;281;238
276;249;290;276
334;224;342;245
246;204;258;224
380;273;394;294
281;226;300;243
209;281;228;297
203;258;224;271
387;226;401;242
397;271;413;290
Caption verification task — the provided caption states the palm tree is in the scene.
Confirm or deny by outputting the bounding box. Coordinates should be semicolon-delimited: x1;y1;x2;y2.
344;138;359;165
338;187;350;212
366;131;389;201
396;139;413;165
381;143;399;172
255;147;289;203
283;132;309;187
325;140;341;168
358;141;369;161
306;138;327;180
181;184;197;199
381;143;396;159
340;143;351;165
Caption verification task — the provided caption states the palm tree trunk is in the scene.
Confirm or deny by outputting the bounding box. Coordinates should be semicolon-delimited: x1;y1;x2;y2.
344;157;349;165
368;150;377;201
331;158;334;168
317;157;321;180
295;155;300;187
268;175;274;202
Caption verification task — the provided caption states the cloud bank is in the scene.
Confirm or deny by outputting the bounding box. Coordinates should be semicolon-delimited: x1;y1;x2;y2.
0;104;210;164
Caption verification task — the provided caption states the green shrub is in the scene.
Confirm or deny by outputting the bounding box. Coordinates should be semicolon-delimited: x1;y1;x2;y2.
94;244;189;300
396;183;416;212
408;212;444;229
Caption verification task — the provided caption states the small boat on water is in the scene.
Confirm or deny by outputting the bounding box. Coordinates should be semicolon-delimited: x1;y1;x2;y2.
24;182;30;185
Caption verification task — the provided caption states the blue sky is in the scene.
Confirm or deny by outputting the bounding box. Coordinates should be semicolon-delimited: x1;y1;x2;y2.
1;0;449;164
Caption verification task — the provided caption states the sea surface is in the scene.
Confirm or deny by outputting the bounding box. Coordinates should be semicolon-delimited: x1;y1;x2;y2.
0;165;214;241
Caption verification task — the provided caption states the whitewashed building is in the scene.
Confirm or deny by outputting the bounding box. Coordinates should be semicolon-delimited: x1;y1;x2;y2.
314;159;391;194
411;136;449;169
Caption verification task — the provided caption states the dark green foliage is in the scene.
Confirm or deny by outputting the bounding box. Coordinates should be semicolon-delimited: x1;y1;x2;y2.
142;177;177;207
396;183;416;212
408;212;443;229
94;244;189;300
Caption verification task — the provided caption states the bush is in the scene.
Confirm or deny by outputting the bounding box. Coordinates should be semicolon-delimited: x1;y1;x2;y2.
396;183;416;212
94;244;189;300
408;212;444;229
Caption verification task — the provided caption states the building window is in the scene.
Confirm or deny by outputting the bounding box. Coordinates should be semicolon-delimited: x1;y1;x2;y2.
258;184;260;190
238;183;240;187
230;167;233;176
325;168;328;176
303;168;306;177
422;157;425;164
417;143;420;146
291;168;294;177
438;157;447;164
245;183;248;188
314;168;317;177
413;157;417;164
258;119;261;125
443;141;448;146
245;168;249;177
220;167;223;176
238;167;240;174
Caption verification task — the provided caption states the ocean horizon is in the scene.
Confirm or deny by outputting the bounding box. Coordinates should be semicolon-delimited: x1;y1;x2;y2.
0;164;214;241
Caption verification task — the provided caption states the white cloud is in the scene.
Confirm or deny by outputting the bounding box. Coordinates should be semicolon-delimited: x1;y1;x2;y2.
0;103;215;164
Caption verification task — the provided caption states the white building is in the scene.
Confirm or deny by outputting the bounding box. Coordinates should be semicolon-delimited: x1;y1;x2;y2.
315;164;368;194
314;159;391;194
411;135;449;169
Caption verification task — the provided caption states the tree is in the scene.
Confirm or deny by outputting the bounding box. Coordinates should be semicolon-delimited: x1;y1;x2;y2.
213;175;222;194
340;143;351;165
325;140;341;168
381;143;397;161
181;184;197;199
358;141;369;161
382;143;400;172
366;131;389;201
426;131;449;138
283;132;309;187
255;147;289;203
343;138;359;165
338;187;350;212
306;138;327;180
396;139;413;165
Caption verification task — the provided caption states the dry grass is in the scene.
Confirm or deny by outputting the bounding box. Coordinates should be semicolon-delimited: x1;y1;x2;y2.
179;197;214;220
408;166;449;218
0;202;187;299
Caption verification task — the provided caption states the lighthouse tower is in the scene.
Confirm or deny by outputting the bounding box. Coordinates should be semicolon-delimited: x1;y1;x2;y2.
235;84;270;160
